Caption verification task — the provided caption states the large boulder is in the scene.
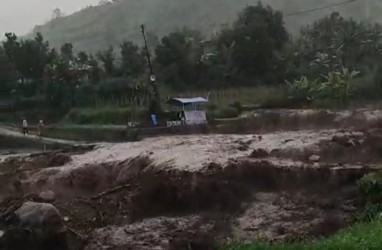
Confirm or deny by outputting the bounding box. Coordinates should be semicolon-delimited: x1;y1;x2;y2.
48;153;72;167
14;202;64;232
250;149;269;158
0;202;68;250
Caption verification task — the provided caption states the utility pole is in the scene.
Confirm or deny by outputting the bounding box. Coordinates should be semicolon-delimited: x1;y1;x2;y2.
140;24;161;109
141;24;154;76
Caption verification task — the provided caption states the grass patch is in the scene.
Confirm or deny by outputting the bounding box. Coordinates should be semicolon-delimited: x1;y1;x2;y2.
227;219;382;250
63;107;148;125
165;86;289;108
209;106;242;119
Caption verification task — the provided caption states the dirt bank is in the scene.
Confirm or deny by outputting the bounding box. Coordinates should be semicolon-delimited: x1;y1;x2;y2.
0;151;375;249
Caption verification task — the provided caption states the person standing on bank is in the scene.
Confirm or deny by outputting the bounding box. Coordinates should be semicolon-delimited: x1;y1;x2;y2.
22;119;28;135
38;120;44;137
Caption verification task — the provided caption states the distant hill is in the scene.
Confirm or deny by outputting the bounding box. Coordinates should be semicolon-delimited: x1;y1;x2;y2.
28;0;381;53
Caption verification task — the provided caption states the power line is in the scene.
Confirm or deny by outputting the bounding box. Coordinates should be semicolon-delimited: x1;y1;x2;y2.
286;0;360;17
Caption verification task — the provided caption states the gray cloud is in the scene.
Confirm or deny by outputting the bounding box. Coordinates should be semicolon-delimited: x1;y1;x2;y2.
0;0;98;37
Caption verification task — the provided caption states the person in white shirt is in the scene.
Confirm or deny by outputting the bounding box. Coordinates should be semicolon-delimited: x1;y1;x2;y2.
38;120;44;136
22;119;28;135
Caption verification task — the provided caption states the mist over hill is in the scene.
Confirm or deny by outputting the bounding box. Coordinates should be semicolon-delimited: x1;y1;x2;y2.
28;0;379;52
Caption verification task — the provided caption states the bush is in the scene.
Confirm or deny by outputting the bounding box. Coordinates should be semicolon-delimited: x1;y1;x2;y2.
357;172;382;221
358;172;382;204
64;107;147;125
210;106;241;119
260;95;294;109
352;72;382;101
286;76;317;104
229;102;243;113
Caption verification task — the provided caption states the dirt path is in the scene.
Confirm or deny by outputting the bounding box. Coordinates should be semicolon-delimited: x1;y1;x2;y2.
0;125;82;146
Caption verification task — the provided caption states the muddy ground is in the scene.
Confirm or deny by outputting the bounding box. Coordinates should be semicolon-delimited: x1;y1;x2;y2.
1;109;382;249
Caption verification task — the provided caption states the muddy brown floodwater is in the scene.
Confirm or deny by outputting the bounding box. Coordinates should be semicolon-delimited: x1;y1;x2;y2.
1;109;382;250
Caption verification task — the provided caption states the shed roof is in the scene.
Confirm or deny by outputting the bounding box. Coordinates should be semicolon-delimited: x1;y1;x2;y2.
167;97;209;106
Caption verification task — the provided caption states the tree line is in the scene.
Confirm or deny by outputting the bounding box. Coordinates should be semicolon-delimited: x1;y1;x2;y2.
2;3;382;110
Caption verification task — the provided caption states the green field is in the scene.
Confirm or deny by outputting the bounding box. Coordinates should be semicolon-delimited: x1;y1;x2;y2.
227;219;382;250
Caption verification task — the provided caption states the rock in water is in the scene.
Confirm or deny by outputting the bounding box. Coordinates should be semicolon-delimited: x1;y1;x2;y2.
48;153;71;167
309;155;321;162
38;191;56;203
250;149;269;158
0;202;68;250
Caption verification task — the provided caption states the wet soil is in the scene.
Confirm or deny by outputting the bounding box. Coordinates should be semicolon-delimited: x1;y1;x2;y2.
0;154;373;249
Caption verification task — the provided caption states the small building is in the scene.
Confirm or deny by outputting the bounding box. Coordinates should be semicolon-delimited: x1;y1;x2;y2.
166;97;209;126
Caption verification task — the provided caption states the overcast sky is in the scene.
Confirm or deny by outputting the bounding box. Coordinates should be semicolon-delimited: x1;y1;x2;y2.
0;0;99;36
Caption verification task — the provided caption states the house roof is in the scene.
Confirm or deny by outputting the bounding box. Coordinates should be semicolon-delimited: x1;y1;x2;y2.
167;97;209;106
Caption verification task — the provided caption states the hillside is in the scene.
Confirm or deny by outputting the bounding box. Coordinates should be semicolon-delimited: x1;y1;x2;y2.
29;0;379;52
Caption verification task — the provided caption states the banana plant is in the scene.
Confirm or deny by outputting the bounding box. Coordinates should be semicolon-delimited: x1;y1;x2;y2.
320;67;359;105
286;76;318;102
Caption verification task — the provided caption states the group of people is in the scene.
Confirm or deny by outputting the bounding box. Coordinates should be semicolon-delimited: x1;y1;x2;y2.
22;119;45;136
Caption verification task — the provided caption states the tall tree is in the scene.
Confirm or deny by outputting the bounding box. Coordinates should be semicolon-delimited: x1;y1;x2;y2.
155;28;203;89
97;46;115;76
217;3;289;84
2;33;19;62
77;51;89;65
48;48;59;64
32;33;50;79
61;43;74;61
1;35;19;86
3;33;50;81
52;8;63;19
120;41;145;77
88;55;101;82
17;33;50;80
0;46;15;85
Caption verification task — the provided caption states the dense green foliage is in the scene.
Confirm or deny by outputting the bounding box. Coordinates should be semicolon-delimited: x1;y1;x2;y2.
357;172;382;221
3;3;382;123
223;5;288;83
